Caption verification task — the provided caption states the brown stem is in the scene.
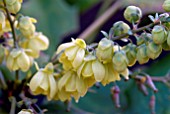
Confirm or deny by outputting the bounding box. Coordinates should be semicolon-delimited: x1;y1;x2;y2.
3;0;18;48
78;0;123;39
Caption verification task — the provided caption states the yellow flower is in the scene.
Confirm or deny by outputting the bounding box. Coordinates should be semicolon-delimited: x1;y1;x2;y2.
101;63;120;86
136;44;149;64
29;63;57;100
58;70;88;102
20;32;49;58
18;16;36;38
6;0;23;14
96;38;114;64
77;54;105;82
56;38;86;70
6;48;31;72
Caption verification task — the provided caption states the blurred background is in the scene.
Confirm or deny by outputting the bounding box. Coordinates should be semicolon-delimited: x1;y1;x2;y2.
19;0;170;114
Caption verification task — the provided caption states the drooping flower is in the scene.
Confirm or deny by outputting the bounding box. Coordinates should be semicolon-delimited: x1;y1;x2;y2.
6;48;32;72
56;38;86;70
6;0;23;14
29;63;57;100
96;38;114;64
20;32;49;58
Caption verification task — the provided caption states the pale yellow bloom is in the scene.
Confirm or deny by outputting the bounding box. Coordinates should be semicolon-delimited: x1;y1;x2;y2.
77;54;105;82
56;38;86;70
58;70;88;102
18;109;33;114
6;48;31;72
29;63;57;100
18;16;36;38
20;32;49;58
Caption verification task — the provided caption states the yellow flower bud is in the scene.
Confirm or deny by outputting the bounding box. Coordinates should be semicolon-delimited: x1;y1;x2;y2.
123;43;137;66
101;63;120;86
18;109;33;114
0;11;6;29
152;25;167;44
6;0;22;14
112;21;130;36
112;50;129;72
20;32;49;58
6;48;31;72
56;38;86;70
77;54;105;82
0;45;4;64
96;38;114;64
29;63;57;100
146;41;162;59
136;44;149;64
124;6;142;23
162;41;170;51
18;16;36;38
137;33;152;45
163;0;170;12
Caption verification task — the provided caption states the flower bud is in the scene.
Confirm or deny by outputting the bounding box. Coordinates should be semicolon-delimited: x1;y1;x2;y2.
137;33;152;45
0;11;6;29
6;0;22;14
162;40;170;51
136;44;149;64
56;38;86;70
152;25;167;44
112;21;130;36
123;43;137;66
6;48;31;72
0;45;4;64
112;50;129;72
18;109;33;114
18;16;36;38
162;0;170;12
146;76;158;93
146;41;162;59
111;85;120;108
167;31;170;46
124;6;142;23
96;38;114;63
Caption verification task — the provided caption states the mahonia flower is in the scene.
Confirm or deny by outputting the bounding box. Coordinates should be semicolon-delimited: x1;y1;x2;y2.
6;0;23;14
152;25;167;44
162;0;170;12
136;44;149;64
18;16;36;38
58;70;88;102
77;54;105;82
112;50;129;73
20;32;49;58
29;63;57;100
56;38;86;70
146;41;162;59
96;38;114;64
6;48;32;72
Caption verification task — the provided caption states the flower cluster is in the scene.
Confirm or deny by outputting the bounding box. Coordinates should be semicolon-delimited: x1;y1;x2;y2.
0;0;49;72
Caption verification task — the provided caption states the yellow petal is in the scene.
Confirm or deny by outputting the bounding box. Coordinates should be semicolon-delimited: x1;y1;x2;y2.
65;73;76;92
29;71;44;92
76;76;87;96
75;39;86;49
77;62;85;78
58;71;71;90
72;48;85;68
82;62;93;77
39;73;49;93
6;55;14;70
56;42;75;54
58;89;70;101
48;74;57;100
35;33;49;50
65;46;79;60
120;68;129;80
17;52;30;72
92;60;105;82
